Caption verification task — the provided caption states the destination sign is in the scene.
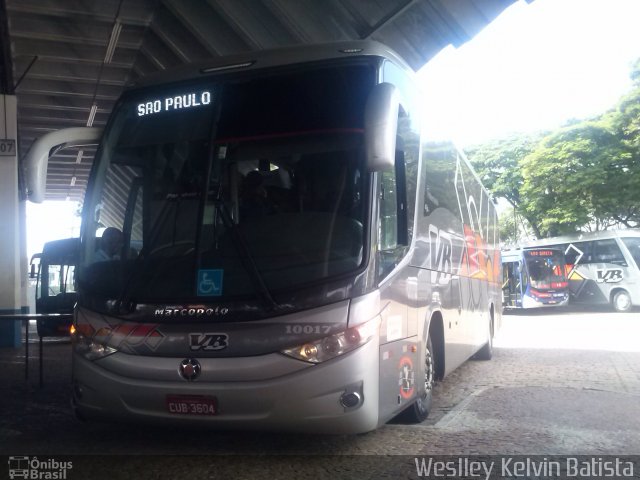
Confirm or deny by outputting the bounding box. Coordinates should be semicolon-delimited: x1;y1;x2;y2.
526;250;555;257
137;91;212;117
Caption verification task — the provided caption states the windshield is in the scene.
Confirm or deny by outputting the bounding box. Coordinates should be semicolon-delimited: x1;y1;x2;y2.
79;62;374;305
622;237;640;269
524;250;567;290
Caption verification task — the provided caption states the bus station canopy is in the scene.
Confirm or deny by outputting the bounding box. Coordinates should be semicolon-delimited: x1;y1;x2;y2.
0;0;523;201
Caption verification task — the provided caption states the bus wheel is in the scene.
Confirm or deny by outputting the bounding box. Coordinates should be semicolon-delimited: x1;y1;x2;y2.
399;336;434;423
613;290;632;312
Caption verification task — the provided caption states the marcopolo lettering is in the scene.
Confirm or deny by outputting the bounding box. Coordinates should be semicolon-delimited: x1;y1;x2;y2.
154;306;229;317
137;91;212;116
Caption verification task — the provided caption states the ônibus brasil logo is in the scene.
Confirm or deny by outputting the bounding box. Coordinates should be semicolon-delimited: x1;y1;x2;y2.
8;456;72;479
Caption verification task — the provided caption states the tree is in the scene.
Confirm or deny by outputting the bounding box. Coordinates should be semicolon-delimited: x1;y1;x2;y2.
466;132;545;238
602;57;640;228
519;120;629;236
467;58;640;238
498;209;536;246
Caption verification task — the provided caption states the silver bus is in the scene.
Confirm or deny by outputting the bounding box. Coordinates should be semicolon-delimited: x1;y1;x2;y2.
25;41;501;433
525;230;640;312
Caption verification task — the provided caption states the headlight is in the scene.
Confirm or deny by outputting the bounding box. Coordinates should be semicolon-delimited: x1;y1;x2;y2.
72;327;117;361
281;317;378;363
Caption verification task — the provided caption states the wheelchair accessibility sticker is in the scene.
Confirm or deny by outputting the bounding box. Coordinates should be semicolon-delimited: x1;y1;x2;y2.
197;269;223;296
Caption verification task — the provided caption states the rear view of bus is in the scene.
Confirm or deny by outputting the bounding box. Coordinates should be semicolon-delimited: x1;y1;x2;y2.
502;248;569;308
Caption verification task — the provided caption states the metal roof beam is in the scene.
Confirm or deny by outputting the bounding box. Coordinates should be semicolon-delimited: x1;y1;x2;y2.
163;0;250;56
138;30;183;71
266;0;359;44
205;0;297;50
17;94;114;113
149;5;212;63
362;0;417;40
13;59;129;86
13;38;138;68
9;13;146;48
6;0;156;27
16;78;121;100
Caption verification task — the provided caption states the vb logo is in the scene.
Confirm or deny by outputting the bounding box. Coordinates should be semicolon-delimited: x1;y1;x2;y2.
189;333;229;351
596;269;623;283
428;225;453;284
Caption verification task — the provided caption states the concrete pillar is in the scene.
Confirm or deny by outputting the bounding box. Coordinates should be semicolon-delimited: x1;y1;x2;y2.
0;94;21;347
20;199;29;314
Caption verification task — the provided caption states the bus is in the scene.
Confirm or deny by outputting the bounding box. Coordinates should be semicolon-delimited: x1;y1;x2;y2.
24;41;501;433
525;230;640;312
29;237;79;336
501;248;569;309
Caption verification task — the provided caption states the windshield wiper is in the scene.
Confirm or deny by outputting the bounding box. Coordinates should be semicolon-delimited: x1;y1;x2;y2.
209;192;279;312
115;194;185;313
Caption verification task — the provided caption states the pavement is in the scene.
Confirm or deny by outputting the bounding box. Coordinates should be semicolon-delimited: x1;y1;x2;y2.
1;308;639;478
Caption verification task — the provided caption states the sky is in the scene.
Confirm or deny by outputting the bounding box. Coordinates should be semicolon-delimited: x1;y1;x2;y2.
25;0;640;256
419;0;640;147
27;200;81;259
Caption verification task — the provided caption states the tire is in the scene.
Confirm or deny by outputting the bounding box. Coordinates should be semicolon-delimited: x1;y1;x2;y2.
612;290;632;312
474;317;493;361
397;336;435;423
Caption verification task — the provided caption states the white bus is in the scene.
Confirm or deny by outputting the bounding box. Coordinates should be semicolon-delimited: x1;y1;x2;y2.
525;230;640;312
25;41;500;433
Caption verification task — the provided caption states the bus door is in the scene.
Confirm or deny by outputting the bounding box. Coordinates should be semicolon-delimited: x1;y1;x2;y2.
502;261;523;307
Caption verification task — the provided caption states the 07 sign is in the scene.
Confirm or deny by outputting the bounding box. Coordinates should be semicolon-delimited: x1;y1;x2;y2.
0;139;16;156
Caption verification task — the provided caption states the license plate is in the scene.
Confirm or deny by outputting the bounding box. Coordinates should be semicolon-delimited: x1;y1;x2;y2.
166;395;217;415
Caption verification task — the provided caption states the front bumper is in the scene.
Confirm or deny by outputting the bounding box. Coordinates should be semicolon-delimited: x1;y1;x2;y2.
72;339;380;434
522;295;569;309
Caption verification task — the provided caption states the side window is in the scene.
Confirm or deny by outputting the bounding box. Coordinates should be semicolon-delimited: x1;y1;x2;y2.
593;239;627;266
396;106;420;243
379;169;398;251
47;265;62;296
622;238;640;269
564;241;589;265
62;265;76;294
520;261;529;289
423;142;461;220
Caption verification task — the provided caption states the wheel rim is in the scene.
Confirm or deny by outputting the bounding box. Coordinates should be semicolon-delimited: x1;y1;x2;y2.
615;293;631;311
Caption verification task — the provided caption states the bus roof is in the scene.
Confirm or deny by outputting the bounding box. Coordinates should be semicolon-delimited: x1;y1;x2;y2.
523;229;640;247
40;237;79;265
127;40;412;90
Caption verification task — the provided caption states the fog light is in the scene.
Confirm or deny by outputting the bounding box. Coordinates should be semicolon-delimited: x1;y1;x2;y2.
340;391;361;409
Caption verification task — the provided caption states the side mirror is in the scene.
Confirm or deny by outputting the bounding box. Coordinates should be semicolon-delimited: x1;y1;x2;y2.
24;127;103;203
364;83;399;172
29;253;41;279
